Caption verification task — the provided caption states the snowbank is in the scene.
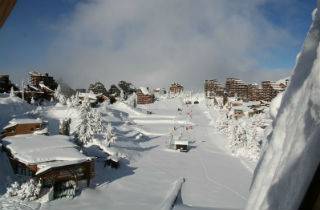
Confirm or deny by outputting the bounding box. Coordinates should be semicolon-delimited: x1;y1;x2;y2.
157;177;185;210
246;4;320;210
269;92;284;120
0;96;33;129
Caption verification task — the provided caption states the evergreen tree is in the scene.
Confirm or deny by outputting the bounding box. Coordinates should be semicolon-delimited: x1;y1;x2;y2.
74;97;104;146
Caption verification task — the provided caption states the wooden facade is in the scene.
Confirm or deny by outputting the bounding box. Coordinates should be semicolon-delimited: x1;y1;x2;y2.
2;135;95;200
3;122;44;137
5;147;94;195
169;83;184;94
29;72;58;91
136;89;155;104
204;80;224;98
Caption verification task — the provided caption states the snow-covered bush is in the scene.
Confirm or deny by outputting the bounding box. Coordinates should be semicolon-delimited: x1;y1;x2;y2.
6;179;42;201
215;109;271;161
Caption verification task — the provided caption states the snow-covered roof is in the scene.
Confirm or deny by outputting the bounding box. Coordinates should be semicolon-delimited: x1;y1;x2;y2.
174;140;189;146
2;134;90;167
39;82;54;92
107;155;119;162
3;118;43;129
139;87;151;95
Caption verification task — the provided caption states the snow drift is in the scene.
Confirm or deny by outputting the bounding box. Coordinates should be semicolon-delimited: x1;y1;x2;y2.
246;3;320;210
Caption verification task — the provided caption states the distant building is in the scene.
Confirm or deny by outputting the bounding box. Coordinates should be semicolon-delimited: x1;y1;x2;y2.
248;83;263;101
204;77;288;102
261;81;286;101
2;118;47;137
204;80;224;98
169;83;184;95
136;87;155;104
1;134;94;199
225;78;248;99
0;74;17;93
29;71;58;91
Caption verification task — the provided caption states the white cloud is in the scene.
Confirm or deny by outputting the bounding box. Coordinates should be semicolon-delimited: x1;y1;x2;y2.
46;0;293;89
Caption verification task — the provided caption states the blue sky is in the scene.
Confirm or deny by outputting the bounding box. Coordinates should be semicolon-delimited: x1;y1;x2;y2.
0;0;317;88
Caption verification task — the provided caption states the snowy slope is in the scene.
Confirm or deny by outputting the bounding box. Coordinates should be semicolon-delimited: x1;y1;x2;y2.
0;151;14;195
0;95;33;129
246;3;320;210
37;96;252;210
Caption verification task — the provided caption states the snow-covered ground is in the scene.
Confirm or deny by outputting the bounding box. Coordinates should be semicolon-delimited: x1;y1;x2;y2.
0;95;254;210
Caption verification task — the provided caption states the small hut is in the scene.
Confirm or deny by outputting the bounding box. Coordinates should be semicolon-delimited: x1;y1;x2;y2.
174;141;189;152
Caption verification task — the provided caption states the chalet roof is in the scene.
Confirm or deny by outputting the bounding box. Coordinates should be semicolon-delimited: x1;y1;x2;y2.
174;140;189;146
139;87;151;95
78;92;102;103
2;134;90;173
3;118;43;129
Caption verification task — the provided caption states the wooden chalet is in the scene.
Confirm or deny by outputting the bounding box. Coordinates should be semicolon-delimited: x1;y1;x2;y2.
136;87;155;104
169;83;184;95
1;135;95;199
2;118;47;137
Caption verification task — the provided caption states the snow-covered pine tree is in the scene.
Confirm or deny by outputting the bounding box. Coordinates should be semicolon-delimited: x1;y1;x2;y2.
30;97;35;105
74;97;104;146
6;179;42;201
54;85;66;105
9;86;15;97
106;123;117;146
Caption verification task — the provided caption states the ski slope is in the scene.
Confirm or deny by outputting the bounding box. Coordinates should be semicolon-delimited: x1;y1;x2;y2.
37;97;252;210
0;96;253;210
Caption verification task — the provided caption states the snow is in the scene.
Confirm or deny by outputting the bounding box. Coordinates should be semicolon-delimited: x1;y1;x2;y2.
2;135;90;166
1;91;254;209
158;177;185;210
139;87;151;95
269;92;284;120
246;4;320;210
0;96;33;129
174;141;189;146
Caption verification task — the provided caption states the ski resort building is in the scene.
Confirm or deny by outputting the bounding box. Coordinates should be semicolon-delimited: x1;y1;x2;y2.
169;83;184;95
261;81;287;101
136;87;155;104
1;118;47;137
247;83;263;101
0;74;17;93
1;134;95;199
29;71;58;91
225;78;249;99
204;80;225;98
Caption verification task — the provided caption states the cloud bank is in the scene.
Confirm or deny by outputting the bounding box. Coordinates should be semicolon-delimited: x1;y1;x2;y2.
46;0;293;89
